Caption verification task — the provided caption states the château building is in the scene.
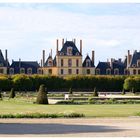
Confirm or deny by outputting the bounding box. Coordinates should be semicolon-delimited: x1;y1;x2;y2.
0;38;140;76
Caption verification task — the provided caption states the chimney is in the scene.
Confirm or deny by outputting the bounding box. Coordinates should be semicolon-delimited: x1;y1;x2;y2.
5;49;8;67
42;50;45;67
127;50;130;68
56;39;59;55
111;58;114;68
74;38;76;45
92;50;95;65
80;40;82;55
41;59;43;67
19;58;21;68
62;38;64;47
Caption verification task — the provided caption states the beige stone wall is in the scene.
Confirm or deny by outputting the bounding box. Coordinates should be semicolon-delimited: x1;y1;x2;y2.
83;67;95;75
129;68;140;75
42;67;58;76
0;67;7;74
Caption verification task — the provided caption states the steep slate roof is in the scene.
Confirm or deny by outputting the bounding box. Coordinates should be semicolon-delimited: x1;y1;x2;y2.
130;51;140;67
112;60;126;75
96;62;111;75
44;55;53;67
53;56;57;66
82;55;95;67
60;41;81;56
10;61;40;74
0;50;9;67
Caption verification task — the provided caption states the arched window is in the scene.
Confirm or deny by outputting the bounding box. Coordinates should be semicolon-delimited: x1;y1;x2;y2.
20;68;25;74
133;69;137;75
114;68;119;75
27;68;32;74
68;59;72;67
86;59;91;67
96;69;100;75
106;69;111;75
9;68;14;75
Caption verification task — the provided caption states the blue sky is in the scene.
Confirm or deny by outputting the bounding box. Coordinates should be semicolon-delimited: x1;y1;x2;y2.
0;3;140;65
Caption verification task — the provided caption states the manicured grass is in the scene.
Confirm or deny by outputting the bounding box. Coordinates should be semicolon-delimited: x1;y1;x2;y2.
0;98;140;117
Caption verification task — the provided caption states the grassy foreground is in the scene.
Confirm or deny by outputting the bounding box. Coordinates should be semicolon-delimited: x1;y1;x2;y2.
0;98;140;117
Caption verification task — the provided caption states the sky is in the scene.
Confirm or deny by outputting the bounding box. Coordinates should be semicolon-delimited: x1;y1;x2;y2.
0;3;140;65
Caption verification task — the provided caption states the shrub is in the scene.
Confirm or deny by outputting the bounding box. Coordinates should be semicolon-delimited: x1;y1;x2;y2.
0;92;2;100
93;87;98;97
88;97;96;104
9;88;16;98
36;84;48;104
56;100;75;105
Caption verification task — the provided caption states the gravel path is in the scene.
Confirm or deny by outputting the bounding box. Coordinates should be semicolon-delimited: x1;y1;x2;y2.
0;117;140;137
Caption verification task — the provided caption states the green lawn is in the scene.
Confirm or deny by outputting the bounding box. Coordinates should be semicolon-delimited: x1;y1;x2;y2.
0;98;140;117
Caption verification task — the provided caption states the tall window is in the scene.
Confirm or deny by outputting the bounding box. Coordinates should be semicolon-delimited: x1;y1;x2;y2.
96;69;100;75
38;69;43;74
48;69;52;74
20;68;25;74
48;60;53;67
61;59;63;67
61;69;64;75
0;69;4;74
87;69;90;74
68;59;72;67
27;68;32;74
133;69;136;75
86;59;91;67
76;59;79;67
114;69;119;75
68;69;72;74
138;69;140;74
76;69;79;74
67;47;72;55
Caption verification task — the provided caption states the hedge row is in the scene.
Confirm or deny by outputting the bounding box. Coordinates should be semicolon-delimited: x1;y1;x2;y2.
0;74;128;92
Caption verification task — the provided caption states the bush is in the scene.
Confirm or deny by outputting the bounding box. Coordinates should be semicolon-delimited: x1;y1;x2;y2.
9;88;16;98
36;84;48;104
0;92;2;100
56;100;76;105
88;97;96;104
93;87;98;97
69;87;73;94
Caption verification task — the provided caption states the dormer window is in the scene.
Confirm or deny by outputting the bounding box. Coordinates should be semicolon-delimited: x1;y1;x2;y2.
137;60;140;67
76;52;79;56
48;60;53;67
67;47;72;55
60;52;64;56
132;64;136;68
9;68;14;75
27;68;32;75
86;59;91;67
114;68;119;75
20;68;25;74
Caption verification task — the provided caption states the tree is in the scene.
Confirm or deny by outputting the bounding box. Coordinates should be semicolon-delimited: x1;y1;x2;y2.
122;88;126;95
69;87;73;94
36;84;48;104
93;87;99;97
9;88;16;98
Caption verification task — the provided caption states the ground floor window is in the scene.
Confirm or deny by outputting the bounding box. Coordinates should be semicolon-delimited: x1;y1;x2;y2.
87;69;90;74
68;69;72;74
76;69;79;74
48;69;52;74
61;69;64;75
0;69;4;74
133;69;136;75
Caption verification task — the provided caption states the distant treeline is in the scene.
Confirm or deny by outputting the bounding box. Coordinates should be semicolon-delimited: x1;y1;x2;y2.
0;74;139;92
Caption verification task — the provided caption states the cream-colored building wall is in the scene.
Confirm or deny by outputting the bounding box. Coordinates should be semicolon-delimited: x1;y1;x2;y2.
128;68;140;75
42;67;58;76
83;67;95;75
0;67;7;74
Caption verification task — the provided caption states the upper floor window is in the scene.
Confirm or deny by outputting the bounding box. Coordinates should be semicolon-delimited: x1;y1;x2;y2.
87;69;90;74
106;69;111;75
114;68;119;75
9;68;14;75
68;59;72;67
67;47;73;55
86;59;91;67
76;59;79;67
137;60;140;67
138;69;140;75
96;69;100;75
20;68;25;74
27;68;32;75
61;59;63;67
133;69;137;75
